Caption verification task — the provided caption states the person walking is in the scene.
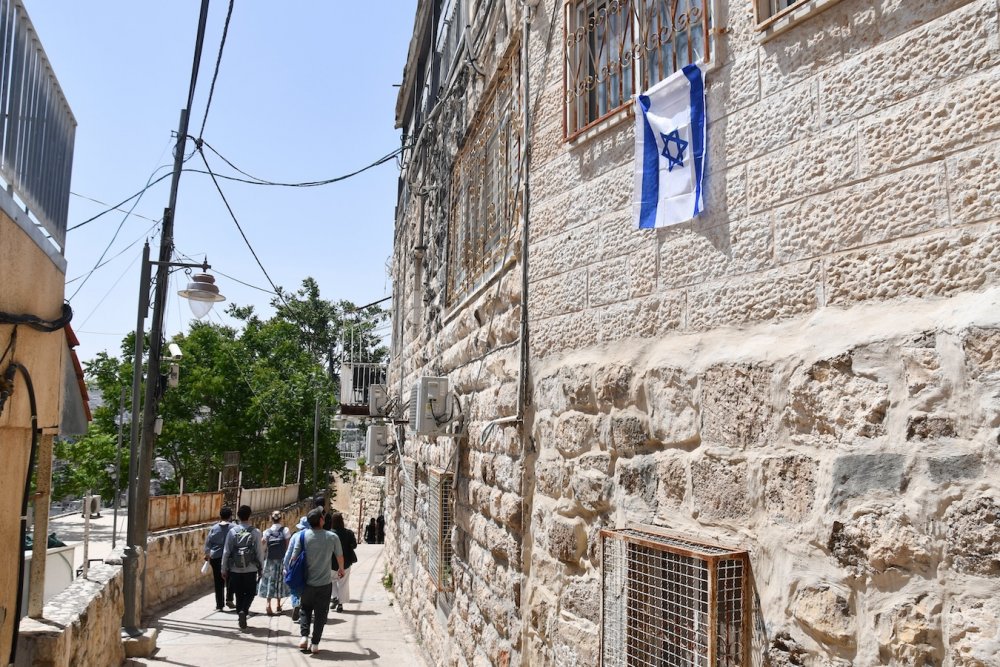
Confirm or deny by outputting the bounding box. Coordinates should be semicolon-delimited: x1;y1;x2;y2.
285;507;345;654
376;514;385;544
203;507;235;611
364;518;377;544
258;510;290;615
284;515;309;621
328;512;357;612
221;505;264;631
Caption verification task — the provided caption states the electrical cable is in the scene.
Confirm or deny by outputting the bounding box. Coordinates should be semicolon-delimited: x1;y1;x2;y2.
196;139;405;187
70;192;162;225
0;303;73;333
77;249;146;329
66;221;161;284
197;0;235;140
195;147;291;310
66;171;173;232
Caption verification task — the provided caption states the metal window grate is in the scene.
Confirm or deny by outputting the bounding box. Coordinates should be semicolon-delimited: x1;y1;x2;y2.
754;0;808;26
427;468;454;591
602;529;749;667
447;47;522;306
564;0;712;139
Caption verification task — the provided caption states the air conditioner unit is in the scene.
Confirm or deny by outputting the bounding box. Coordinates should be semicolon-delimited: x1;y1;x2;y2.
369;384;389;417
366;424;389;464
413;376;449;437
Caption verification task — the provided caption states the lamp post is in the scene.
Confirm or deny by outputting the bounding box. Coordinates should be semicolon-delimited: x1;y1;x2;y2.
122;245;225;634
121;0;213;636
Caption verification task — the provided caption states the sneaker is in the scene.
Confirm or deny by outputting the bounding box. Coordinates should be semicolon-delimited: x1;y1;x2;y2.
292;606;300;622
310;644;319;654
215;606;224;612
226;601;236;609
238;612;247;630
298;637;309;650
336;603;343;613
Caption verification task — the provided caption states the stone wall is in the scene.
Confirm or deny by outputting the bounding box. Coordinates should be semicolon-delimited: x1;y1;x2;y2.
143;500;310;613
15;563;125;667
387;0;1000;664
348;472;386;538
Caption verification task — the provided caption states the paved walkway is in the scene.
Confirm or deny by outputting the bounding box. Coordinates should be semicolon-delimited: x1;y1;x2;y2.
128;543;426;666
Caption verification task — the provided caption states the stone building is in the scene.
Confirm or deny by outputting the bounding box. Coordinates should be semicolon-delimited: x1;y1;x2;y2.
384;0;1000;664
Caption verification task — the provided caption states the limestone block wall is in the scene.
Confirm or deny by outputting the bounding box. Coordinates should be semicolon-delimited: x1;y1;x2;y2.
348;472;385;537
389;0;1000;664
15;563;124;667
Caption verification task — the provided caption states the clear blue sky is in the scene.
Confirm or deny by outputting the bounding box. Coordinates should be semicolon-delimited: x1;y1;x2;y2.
27;1;417;363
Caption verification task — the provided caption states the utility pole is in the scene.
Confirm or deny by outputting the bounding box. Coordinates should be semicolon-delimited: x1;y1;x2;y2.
313;396;320;496
122;0;211;635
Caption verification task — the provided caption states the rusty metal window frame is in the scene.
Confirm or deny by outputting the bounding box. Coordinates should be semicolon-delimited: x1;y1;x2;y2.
427;467;454;591
753;0;845;37
563;0;712;141
446;47;523;308
601;527;750;666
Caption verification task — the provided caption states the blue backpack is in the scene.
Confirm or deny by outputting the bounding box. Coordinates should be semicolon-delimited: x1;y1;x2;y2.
284;531;308;593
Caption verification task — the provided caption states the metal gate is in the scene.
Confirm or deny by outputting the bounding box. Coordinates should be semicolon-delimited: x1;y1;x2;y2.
221;451;240;509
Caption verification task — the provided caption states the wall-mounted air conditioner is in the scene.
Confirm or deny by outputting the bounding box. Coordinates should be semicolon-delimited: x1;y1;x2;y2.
369;384;389;417
366;424;389;464
412;376;449;437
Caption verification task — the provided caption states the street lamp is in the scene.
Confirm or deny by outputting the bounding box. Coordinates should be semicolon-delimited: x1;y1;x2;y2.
122;243;225;635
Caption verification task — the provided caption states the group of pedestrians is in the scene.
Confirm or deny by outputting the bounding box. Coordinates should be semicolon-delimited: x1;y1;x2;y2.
202;497;359;655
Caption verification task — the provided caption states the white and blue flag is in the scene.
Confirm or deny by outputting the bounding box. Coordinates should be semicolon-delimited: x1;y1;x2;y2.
633;63;707;229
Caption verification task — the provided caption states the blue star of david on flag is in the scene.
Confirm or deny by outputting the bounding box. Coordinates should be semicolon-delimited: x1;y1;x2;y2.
660;129;688;172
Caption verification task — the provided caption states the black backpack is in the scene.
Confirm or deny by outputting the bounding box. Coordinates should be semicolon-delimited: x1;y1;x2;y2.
231;527;259;569
265;529;287;560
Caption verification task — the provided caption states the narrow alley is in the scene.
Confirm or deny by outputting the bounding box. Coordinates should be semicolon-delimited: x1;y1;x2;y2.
125;543;425;666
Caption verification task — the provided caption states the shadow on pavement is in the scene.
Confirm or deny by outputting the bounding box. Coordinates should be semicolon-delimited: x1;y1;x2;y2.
309;648;381;661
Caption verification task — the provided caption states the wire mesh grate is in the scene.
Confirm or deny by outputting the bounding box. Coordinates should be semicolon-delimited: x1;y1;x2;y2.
602;529;749;667
428;469;454;591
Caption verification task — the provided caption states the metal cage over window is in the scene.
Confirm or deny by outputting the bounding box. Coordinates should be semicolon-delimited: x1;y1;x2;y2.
601;528;750;667
447;48;523;306
564;0;712;139
427;468;454;591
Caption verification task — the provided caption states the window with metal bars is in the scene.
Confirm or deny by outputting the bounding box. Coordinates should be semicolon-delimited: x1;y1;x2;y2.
601;528;750;667
753;0;841;31
564;0;712;139
427;468;454;591
447;48;522;307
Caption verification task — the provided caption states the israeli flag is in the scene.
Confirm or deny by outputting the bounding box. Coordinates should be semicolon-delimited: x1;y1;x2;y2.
633;63;707;229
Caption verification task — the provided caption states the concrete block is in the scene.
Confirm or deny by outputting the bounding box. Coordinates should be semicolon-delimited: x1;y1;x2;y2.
859;70;1000;177
122;628;159;659
830;454;906;507
701;363;775;449
691;456;751;521
821;1;998;127
747;124;859;212
825;223;1000;307
687;261;821;331
773;164;949;264
947;142;1000;226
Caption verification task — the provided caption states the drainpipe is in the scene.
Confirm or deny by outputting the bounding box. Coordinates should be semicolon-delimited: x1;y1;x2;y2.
516;1;532;423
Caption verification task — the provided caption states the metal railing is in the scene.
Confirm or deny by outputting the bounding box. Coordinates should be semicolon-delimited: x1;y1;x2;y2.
0;0;76;248
339;362;387;409
148;491;223;532
337;427;365;461
239;483;299;514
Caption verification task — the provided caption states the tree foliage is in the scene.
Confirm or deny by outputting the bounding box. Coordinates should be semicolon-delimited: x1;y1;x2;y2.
60;278;387;499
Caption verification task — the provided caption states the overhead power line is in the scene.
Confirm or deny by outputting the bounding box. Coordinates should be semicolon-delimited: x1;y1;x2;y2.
196;139;405;187
197;0;235;140
70;192;162;225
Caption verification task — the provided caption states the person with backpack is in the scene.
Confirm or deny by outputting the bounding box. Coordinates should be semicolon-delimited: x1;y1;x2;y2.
285;507;345;654
257;510;290;615
221;505;264;630
203;507;235;611
328;512;357;613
